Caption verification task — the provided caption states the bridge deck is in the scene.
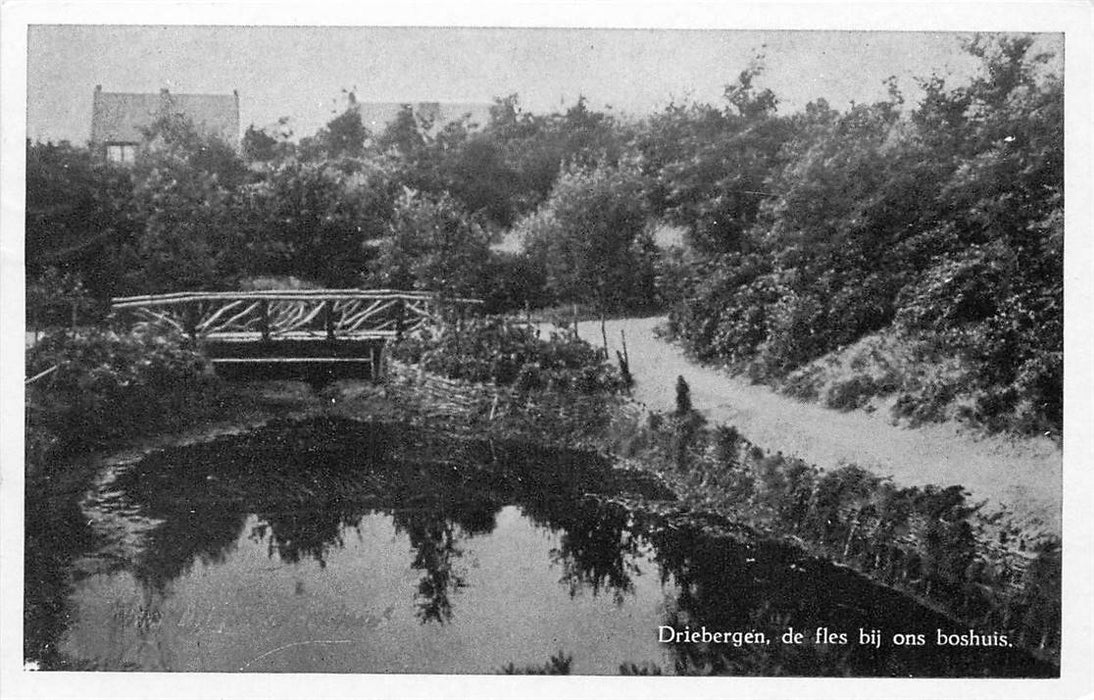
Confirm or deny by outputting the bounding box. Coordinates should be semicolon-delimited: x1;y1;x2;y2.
110;289;481;385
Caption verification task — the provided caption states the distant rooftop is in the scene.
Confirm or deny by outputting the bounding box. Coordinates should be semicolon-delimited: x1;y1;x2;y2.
91;85;240;145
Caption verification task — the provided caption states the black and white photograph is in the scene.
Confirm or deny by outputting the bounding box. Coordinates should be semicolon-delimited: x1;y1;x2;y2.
2;3;1091;699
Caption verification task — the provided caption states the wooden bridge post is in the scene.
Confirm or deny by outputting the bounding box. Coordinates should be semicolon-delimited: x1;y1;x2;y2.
260;300;270;342
324;300;335;341
183;302;198;342
395;298;405;341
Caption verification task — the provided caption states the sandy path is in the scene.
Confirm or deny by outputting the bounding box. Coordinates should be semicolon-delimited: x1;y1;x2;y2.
578;316;1061;535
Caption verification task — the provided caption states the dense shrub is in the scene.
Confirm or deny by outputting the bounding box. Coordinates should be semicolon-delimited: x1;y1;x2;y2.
364;189;491;298
238;158;395;286
660;36;1062;435
25;140;139;301
25;268;103;330
390;317;627;393
25;327;224;469
478;251;550;314
824;376;882;411
518;161;659;314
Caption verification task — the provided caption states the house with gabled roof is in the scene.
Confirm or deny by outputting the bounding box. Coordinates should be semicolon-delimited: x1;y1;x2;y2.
90;85;240;163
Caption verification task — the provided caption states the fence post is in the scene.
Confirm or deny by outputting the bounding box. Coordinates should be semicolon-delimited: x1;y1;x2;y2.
395;298;405;341
600;313;608;360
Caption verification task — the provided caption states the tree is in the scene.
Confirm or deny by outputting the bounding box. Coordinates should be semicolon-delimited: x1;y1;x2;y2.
241;119;295;164
375;104;427;157
519;162;658;313
241;124;279;163
125;114;250;292
297;92;371;162
139;112;250;189
651;67;793;256
24;140;138;300
660;33;1063;432
437;132;519;226
365;189;490;299
239;159;396;286
322;92;369;159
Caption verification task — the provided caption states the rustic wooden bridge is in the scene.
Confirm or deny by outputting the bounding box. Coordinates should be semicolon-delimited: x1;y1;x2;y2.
110;289;481;384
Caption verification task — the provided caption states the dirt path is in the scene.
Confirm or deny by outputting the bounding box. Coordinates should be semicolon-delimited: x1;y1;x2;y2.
580;316;1061;535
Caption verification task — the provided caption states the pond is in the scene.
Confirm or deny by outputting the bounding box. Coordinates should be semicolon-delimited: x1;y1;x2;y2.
37;417;1055;676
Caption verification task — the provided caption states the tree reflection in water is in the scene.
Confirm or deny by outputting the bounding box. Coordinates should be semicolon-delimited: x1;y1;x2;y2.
105;418;626;628
390;502;499;624
88;418;1057;676
524;499;641;605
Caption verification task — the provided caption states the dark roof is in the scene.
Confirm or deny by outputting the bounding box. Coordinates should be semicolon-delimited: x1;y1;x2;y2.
91;86;240;144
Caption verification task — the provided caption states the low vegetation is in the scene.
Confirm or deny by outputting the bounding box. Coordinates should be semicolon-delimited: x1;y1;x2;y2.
602;378;1061;660
389;316;630;393
24;327;228;475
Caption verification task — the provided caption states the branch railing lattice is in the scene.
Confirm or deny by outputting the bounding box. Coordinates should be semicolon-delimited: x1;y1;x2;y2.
110;289;483;342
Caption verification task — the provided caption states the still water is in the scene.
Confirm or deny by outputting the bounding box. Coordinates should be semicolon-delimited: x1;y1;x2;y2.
49;417;1054;676
63;507;671;673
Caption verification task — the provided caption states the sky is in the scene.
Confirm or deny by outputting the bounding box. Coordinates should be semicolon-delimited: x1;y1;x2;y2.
25;26;1060;145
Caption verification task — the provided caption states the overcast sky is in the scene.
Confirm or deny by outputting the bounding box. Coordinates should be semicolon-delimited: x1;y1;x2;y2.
26;26;1060;145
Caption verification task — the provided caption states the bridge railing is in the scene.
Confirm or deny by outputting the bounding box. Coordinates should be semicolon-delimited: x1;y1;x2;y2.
110;289;482;341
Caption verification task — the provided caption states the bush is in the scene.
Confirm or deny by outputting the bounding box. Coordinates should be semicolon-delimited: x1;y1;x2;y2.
478;251;550;314
389;316;626;393
25;327;224;469
518;161;659;314
364;188;490;298
658;38;1062;436
824;376;880;411
26;268;103;330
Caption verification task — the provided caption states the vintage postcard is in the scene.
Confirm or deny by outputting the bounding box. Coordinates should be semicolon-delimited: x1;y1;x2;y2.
2;2;1091;699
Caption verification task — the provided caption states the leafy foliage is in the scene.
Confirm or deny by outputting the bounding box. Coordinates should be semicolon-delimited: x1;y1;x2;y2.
519;161;658;313
24;37;1062;433
25;140;139;300
26;268;99;328
25;327;224;468
365;189;491;298
126;118;251;292
239;158;395;286
662;35;1062;434
498;652;573;675
390;317;627;393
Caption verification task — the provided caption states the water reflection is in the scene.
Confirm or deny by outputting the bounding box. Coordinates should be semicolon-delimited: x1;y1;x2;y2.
525;501;640;604
48;417;1058;676
97;418;641;630
391;505;498;624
